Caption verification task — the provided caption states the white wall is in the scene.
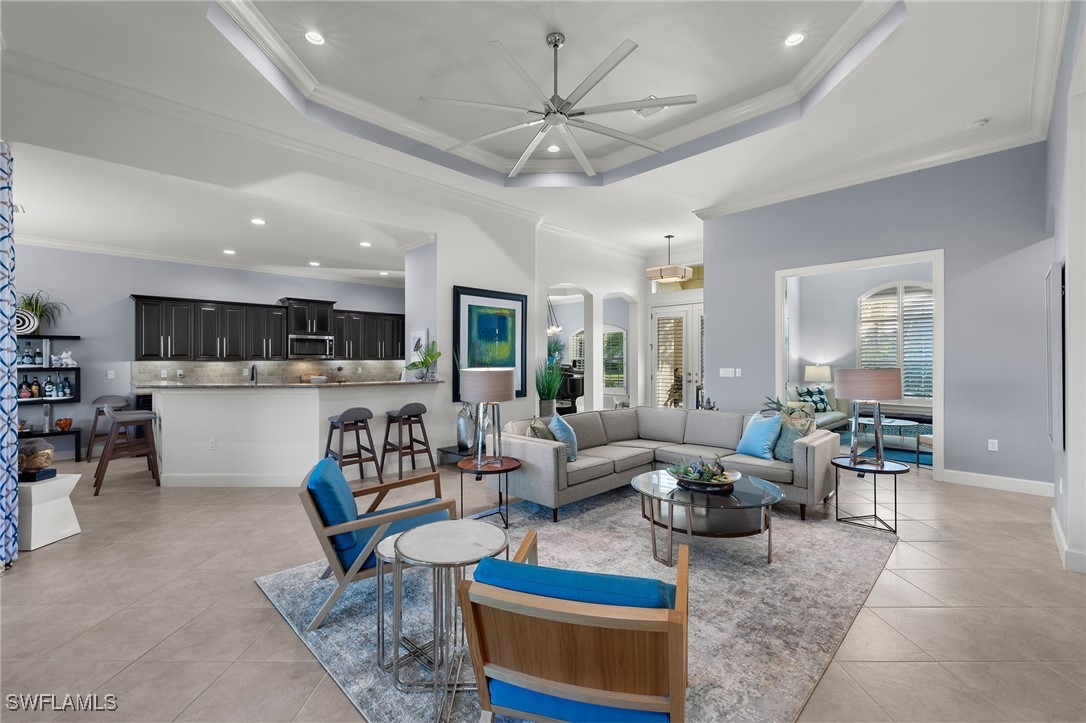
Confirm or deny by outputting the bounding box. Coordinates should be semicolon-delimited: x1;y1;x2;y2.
404;241;437;363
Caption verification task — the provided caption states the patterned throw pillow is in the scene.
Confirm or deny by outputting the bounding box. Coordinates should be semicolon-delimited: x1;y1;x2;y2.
795;386;831;413
774;415;815;463
528;420;555;441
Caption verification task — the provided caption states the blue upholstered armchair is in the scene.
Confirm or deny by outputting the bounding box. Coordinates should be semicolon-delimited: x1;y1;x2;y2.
459;531;689;722
299;458;456;631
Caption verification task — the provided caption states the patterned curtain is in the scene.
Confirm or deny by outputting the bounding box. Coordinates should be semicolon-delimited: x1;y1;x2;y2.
0;142;17;566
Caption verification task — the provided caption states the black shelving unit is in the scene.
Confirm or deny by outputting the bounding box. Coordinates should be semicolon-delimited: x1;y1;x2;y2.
16;335;83;441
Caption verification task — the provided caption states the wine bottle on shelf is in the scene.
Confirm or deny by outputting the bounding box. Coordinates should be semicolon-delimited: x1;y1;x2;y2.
20;342;33;365
61;377;72;397
30;377;40;398
18;376;31;399
43;375;55;398
33;347;43;365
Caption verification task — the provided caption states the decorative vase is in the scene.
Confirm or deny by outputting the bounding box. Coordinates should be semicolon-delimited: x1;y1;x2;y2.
414;369;425;380
456;403;475;450
539;399;556;419
425;369;438;382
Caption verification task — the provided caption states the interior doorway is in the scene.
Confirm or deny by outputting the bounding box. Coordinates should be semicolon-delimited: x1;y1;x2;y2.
651;303;704;409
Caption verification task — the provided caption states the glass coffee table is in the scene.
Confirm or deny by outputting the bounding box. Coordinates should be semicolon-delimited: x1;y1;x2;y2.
631;469;784;566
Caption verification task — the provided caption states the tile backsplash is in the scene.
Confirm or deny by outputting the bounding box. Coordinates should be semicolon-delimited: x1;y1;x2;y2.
131;359;406;386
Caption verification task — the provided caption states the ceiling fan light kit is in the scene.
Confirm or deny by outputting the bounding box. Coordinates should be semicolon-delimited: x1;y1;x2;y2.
645;235;693;283
421;31;696;178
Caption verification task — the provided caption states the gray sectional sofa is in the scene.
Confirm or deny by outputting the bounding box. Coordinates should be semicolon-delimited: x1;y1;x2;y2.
501;406;840;522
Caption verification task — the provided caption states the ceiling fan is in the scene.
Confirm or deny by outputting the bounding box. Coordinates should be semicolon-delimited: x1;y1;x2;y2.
420;32;697;178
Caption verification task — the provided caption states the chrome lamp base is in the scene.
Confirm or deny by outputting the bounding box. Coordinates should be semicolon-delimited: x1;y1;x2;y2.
849;399;887;467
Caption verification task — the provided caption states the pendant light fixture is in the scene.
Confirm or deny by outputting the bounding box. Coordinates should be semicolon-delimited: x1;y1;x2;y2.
645;234;693;283
546;296;563;335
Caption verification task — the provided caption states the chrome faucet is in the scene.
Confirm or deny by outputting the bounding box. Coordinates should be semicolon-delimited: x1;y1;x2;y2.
250;364;258;385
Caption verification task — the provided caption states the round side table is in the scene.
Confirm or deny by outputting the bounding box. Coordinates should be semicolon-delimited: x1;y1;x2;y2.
831;455;909;534
457;456;520;528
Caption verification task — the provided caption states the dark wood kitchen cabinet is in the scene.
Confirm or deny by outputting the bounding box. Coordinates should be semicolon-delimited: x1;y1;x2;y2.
363;313;405;360
246;306;286;360
333;311;366;359
134;297;193;361
195;303;246;360
280;298;334;336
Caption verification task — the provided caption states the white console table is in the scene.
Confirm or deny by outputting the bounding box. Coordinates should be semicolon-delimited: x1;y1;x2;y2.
18;473;81;550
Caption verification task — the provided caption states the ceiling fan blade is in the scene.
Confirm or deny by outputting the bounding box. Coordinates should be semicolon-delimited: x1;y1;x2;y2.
555;125;595;177
444;118;545;152
566;118;664;153
561;39;638;112
509;126;550;178
490;40;556;112
571;94;697;117
419;96;542;115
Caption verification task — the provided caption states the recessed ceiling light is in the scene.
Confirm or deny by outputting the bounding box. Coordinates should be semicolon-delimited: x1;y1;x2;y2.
379;271;389;276
223;249;236;255
784;32;806;47
250;217;266;225
304;31;325;46
547;145;560;153
360;241;372;247
966;118;989;131
309;261;320;267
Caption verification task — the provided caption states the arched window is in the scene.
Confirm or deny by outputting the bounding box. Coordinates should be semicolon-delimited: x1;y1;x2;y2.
857;281;933;400
570;325;627;392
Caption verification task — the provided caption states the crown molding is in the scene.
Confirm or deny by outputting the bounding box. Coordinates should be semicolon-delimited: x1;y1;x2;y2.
2;52;542;225
1033;1;1072;137
694;129;1044;220
216;0;317;96
537;221;646;259
396;232;436;252
792;1;898;97
16;234;406;287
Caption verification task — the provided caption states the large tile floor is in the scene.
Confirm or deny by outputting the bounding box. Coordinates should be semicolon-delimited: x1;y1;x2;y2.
2;456;1083;722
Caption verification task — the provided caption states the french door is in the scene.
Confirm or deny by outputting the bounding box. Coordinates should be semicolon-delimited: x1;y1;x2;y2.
651;304;704;409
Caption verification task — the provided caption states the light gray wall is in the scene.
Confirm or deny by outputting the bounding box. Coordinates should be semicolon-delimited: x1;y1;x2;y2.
791;261;932;384
703;143;1052;483
15;244;404;457
1046;2;1084;553
404;242;437;361
550;297;630;364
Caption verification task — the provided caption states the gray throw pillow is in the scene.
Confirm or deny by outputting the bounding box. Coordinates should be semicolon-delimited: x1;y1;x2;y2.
774;415;815;463
528;419;555;441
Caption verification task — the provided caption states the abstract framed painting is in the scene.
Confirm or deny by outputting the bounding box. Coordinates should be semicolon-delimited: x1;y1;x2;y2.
452;285;527;401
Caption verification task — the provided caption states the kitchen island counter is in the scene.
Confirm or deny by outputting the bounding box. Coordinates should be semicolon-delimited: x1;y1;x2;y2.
140;381;449;487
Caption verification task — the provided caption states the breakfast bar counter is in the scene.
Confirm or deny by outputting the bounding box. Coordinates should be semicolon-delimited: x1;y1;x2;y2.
135;381;447;487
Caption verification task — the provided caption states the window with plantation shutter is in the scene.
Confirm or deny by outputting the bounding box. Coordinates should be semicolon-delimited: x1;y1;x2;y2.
655;315;685;407
857;281;933;400
570;330;585;369
570;327;627;391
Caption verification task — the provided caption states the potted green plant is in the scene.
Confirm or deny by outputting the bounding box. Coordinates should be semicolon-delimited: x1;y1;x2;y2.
17;290;68;334
761;395;813;418
546;336;566;365
406;340;442;381
535;361;563;418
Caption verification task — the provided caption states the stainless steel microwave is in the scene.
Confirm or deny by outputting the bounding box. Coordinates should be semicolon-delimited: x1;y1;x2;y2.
288;334;334;359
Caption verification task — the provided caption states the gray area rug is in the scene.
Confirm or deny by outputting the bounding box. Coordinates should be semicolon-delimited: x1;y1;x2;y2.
256;487;896;722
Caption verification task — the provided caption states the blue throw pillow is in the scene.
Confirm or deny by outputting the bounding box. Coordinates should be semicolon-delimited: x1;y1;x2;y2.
736;414;783;460
474;557;675;609
548;413;578;462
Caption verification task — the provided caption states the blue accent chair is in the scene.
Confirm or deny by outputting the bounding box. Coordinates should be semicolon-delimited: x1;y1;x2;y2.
299;458;455;630
459;530;689;722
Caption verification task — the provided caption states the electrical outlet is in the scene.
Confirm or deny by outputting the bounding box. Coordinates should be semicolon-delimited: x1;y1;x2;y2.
209;438;217;451
242;368;249;377
160;369;168;378
106;370;115;380
735;368;742;377
988;439;999;452
1059;476;1063;495
176;369;184;378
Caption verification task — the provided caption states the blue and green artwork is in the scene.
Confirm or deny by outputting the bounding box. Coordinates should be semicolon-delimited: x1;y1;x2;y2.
467;304;516;367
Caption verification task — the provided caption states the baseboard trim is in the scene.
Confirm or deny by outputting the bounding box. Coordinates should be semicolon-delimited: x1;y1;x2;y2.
1051;507;1086;573
940;469;1053;497
161;473;298;487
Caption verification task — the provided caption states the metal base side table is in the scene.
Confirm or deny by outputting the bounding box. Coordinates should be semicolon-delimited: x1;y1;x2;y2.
832;455;909;534
457;456;519;528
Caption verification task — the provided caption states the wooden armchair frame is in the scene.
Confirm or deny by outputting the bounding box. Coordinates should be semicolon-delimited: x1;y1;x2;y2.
458;531;689;722
299;470;456;631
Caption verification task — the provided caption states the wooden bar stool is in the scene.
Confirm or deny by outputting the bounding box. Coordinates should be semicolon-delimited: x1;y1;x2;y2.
324;407;383;483
85;395;130;463
93;407;161;496
380;402;436;480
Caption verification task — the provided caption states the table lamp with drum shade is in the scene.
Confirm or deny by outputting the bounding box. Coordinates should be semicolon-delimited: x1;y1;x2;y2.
458;367;515;467
834;368;902;467
804;365;832;384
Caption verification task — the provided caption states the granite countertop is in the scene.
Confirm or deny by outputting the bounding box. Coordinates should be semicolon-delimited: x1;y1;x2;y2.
132;380;444;391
